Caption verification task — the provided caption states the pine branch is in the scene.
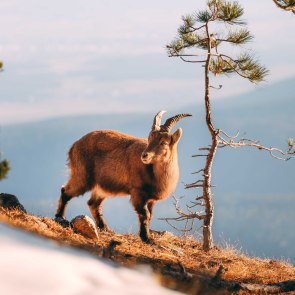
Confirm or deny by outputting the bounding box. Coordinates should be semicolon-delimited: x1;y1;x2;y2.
213;53;269;83
178;14;208;35
272;0;295;13
209;57;235;76
179;15;197;35
166;39;185;56
235;53;269;82
195;10;212;23
181;14;195;29
182;33;208;47
218;28;253;44
0;159;10;180
217;1;246;25
167;33;210;55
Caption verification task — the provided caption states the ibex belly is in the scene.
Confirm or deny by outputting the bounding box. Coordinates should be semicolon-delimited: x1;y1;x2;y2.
93;179;130;197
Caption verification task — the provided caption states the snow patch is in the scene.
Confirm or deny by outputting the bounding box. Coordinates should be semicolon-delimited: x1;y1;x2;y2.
0;224;182;295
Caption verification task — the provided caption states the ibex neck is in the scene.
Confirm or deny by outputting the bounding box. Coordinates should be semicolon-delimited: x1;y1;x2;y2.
153;154;179;199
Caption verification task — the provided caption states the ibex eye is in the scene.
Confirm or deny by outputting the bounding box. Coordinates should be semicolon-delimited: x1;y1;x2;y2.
161;141;168;146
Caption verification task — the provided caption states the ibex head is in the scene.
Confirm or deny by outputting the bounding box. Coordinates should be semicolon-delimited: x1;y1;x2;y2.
141;111;192;164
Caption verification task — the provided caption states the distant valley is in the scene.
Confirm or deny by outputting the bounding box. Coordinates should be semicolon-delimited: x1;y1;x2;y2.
1;77;294;263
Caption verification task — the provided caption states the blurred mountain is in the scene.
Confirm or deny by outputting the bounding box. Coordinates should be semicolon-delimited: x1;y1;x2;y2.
0;77;294;263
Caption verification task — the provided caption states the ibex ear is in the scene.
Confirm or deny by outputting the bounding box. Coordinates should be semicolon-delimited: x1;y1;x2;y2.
172;128;182;144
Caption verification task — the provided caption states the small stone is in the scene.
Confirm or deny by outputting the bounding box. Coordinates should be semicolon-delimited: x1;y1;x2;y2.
30;216;48;230
71;215;99;240
0;193;26;213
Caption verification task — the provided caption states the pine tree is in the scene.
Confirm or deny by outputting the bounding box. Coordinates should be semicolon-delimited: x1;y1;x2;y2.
164;0;294;251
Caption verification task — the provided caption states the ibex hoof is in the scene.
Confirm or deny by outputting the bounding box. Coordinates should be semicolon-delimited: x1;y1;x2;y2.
145;238;155;245
141;236;155;245
54;217;71;228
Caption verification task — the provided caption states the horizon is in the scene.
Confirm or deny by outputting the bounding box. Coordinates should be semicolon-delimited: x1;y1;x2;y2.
1;75;294;127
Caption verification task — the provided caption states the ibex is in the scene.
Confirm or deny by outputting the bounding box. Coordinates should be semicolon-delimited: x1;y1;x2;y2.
55;111;191;243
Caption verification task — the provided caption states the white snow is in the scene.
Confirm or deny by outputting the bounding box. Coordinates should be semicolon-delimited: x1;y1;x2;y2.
0;224;182;295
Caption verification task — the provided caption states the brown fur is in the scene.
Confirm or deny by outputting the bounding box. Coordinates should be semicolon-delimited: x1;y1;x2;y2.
55;124;184;243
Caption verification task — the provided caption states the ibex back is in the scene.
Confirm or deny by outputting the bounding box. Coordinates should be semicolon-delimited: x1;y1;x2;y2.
55;111;191;243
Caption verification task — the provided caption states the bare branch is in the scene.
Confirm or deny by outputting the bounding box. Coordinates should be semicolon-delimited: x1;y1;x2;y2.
159;196;205;233
209;84;223;90
218;133;295;161
191;169;204;175
168;52;220;58
199;147;210;151
185;183;205;189
218;129;240;139
188;201;205;208
185;183;216;189
189;24;207;32
180;56;207;63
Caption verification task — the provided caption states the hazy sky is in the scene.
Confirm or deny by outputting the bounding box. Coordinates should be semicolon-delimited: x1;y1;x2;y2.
0;0;294;124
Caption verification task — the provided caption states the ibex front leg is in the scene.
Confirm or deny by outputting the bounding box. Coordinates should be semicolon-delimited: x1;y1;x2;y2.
131;195;153;243
87;196;111;232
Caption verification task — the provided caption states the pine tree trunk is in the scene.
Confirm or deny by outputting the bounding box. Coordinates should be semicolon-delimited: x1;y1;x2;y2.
202;135;218;251
202;24;218;251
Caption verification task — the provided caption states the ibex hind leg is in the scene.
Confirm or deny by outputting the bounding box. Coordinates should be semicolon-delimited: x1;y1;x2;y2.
55;180;88;219
88;194;111;232
55;187;72;219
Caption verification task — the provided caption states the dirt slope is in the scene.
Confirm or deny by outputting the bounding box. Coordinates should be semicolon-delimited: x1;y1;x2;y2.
0;207;294;294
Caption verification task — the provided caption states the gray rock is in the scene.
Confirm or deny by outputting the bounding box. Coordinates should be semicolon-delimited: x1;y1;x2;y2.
0;193;26;213
71;215;99;240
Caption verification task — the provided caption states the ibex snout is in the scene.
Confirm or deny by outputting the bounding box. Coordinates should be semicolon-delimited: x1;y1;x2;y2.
141;152;148;159
141;151;154;164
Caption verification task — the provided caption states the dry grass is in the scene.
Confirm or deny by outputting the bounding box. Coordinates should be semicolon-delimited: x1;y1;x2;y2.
0;207;294;294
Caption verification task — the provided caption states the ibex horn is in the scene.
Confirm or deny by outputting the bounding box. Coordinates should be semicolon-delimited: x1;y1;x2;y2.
160;113;192;133
151;110;166;131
